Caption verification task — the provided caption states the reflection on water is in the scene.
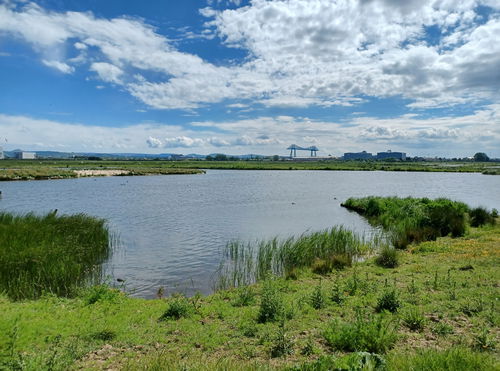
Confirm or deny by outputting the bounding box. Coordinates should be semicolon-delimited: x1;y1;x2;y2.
1;170;499;297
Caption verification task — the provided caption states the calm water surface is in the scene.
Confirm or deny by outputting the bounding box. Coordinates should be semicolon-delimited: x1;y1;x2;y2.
1;170;499;297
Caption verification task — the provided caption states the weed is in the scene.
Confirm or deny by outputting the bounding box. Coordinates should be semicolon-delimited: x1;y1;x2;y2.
159;294;192;320
310;281;326;310
324;311;398;353
232;286;256;307
375;288;400;313
461;298;484;316
331;282;345;305
402;306;426;331
258;279;285;323
82;284;121;305
431;322;454;336
473;328;496;352
375;244;399;268
270;325;294;358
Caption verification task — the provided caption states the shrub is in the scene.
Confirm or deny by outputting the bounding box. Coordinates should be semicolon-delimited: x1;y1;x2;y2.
402;306;426;331
311;258;331;275
324;312;398;353
375;289;400;313
159;294;192;320
270;326;294;358
469;207;496;227
258;279;285;323
375;245;399;268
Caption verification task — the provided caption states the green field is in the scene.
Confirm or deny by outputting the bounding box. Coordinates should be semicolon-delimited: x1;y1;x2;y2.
0;199;498;370
0;158;498;181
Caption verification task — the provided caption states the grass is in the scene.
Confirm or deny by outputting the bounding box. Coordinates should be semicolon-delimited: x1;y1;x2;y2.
0;211;112;300
0;159;498;182
217;226;369;289
0;199;498;369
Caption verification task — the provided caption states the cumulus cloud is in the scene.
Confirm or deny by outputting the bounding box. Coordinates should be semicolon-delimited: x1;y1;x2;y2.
0;1;499;110
146;136;162;148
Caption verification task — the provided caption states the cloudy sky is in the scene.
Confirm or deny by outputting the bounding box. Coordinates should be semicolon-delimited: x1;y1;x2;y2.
0;0;499;157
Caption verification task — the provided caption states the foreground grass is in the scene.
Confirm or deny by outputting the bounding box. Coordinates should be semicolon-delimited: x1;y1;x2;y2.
1;222;498;370
0;159;497;181
0;212;111;300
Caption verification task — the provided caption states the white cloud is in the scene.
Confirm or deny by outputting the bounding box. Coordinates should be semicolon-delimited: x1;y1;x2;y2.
146;136;162;148
90;62;123;84
42;59;74;73
0;105;498;156
0;1;498;110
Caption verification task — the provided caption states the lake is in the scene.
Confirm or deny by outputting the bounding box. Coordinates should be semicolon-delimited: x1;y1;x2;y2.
1;170;499;298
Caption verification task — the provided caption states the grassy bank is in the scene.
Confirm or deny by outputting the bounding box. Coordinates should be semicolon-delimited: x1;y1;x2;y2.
0;211;112;300
0;212;498;369
0;159;497;181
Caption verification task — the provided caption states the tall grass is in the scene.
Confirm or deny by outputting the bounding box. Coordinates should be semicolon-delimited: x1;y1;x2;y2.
0;211;112;300
342;196;469;248
217;227;369;289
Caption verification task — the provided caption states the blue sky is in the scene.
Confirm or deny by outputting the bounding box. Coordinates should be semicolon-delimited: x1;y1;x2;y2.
0;0;499;157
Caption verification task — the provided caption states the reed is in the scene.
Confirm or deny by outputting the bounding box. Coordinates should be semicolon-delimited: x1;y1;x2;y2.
0;211;112;300
217;227;369;289
342;196;469;248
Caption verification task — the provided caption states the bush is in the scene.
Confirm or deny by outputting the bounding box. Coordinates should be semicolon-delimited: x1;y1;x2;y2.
159;294;192;320
375;289;400;313
258;279;285;323
375;245;399;268
324;312;398;353
469;207;496;227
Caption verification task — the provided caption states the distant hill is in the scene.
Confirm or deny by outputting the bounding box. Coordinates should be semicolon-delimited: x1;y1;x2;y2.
2;150;268;160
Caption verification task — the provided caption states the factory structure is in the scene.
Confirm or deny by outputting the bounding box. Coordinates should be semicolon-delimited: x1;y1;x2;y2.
343;150;406;161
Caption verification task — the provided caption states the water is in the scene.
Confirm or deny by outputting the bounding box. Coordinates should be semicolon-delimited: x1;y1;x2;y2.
1;170;499;297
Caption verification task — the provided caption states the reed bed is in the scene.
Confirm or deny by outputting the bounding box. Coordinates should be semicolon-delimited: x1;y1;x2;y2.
0;211;112;300
341;196;476;248
217;226;370;289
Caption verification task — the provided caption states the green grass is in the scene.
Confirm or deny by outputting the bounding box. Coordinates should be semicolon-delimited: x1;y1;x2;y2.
0;211;112;300
0;158;498;181
342;196;474;248
0;200;499;370
217;227;369;288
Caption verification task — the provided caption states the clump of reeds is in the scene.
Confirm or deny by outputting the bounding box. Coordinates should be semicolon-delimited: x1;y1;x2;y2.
342;196;469;249
217;227;369;289
0;211;112;300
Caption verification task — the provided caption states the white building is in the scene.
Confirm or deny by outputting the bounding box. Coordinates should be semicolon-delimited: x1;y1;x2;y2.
14;151;36;160
0;146;4;160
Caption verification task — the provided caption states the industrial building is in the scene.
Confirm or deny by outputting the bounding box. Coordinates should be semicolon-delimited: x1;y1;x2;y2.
13;150;36;160
376;150;406;161
343;151;373;160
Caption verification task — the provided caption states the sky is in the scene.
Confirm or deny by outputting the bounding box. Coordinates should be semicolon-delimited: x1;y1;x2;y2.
0;0;499;157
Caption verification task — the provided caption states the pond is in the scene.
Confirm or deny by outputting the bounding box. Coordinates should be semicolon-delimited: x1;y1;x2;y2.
1;170;499;297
